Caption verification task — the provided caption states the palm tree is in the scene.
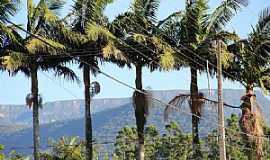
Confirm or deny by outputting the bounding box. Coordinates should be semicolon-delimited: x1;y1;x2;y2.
226;7;270;160
160;0;248;156
1;1;79;159
64;1;118;159
110;0;175;159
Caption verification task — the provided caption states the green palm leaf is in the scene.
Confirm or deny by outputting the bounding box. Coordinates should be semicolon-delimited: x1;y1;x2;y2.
0;0;19;23
26;36;65;55
132;0;160;23
256;7;270;33
206;0;248;33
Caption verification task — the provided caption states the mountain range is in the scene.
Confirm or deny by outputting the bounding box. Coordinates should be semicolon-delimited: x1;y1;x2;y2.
0;89;270;154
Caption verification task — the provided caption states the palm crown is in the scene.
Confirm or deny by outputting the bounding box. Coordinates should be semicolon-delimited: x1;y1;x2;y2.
227;7;270;92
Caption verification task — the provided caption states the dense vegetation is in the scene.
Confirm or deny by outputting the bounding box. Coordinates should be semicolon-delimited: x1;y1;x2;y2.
1;115;270;160
1;0;270;159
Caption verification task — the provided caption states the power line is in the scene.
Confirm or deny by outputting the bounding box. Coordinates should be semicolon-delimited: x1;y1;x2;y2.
40;71;81;99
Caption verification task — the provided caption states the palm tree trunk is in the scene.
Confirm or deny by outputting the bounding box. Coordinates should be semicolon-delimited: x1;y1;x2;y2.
190;66;201;156
83;65;92;160
134;65;145;160
31;65;40;160
241;85;254;160
240;85;263;160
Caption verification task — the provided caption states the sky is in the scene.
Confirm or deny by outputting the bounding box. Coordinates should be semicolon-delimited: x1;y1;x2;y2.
0;0;269;105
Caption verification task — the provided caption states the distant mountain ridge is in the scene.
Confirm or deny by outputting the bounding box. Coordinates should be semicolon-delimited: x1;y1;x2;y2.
1;89;270;154
0;97;131;126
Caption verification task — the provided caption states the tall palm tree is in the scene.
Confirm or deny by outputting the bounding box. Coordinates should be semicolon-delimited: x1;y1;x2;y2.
110;0;175;159
226;7;270;160
161;0;248;156
63;1;118;159
1;1;80;159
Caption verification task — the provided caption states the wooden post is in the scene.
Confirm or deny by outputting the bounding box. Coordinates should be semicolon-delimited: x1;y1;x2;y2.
217;40;226;160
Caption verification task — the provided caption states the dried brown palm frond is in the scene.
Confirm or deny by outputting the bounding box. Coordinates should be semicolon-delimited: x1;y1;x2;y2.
164;94;190;122
239;94;264;159
164;92;206;122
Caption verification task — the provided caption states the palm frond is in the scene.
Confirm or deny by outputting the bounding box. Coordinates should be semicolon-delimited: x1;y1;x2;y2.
151;36;176;70
26;36;65;55
256;7;270;33
219;42;235;69
47;22;88;49
27;0;35;32
164;94;190;122
102;42;127;62
28;0;63;34
132;0;160;23
129;33;176;70
1;51;24;71
42;5;59;23
37;0;60;23
157;11;182;28
53;65;81;84
0;0;19;23
159;47;175;70
85;0;113;22
109;12;139;38
72;0;113;30
205;0;248;33
156;12;183;46
210;31;240;42
0;24;18;48
185;0;208;45
46;0;65;14
85;23;116;42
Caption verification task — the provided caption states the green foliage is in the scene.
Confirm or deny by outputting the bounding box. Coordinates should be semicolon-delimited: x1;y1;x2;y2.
226;8;270;93
72;0;113;31
0;144;4;160
132;0;160;23
158;0;248;71
40;137;103;160
0;0;20;50
48;136;85;160
0;0;19;23
2;52;23;71
0;147;30;160
112;117;270;160
114;127;137;159
113;122;193;160
206;0;248;33
2;0;71;75
153;122;193;160
110;0;175;70
25;37;65;55
207;114;249;160
3;118;270;159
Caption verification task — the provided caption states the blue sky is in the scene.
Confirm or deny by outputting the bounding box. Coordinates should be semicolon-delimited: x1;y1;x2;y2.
0;0;269;104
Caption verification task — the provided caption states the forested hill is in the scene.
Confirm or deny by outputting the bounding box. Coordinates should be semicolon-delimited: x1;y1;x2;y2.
0;89;270;153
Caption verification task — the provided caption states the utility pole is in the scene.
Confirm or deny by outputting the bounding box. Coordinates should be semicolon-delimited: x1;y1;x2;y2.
217;40;226;160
